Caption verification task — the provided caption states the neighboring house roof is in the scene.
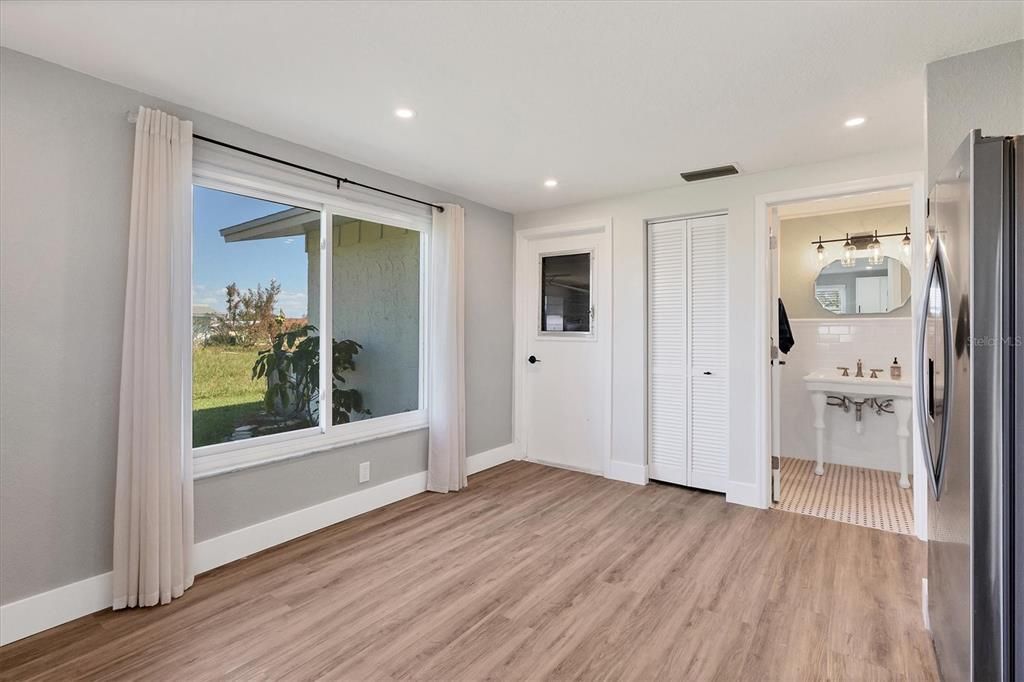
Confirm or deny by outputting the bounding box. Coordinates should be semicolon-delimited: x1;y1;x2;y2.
192;304;220;317
219;207;319;242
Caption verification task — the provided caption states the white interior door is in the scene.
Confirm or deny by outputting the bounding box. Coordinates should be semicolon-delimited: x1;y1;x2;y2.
855;276;887;313
648;220;687;484
687;215;729;492
647;214;729;492
520;229;609;474
768;208;782;503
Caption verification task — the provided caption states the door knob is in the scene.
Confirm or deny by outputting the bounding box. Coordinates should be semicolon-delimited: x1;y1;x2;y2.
703;371;712;375
528;355;540;364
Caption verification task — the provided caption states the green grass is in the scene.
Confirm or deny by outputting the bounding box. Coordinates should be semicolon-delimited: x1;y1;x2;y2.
192;346;264;447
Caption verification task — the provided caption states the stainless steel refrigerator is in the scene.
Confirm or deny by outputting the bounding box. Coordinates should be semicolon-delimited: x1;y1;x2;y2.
921;130;1021;681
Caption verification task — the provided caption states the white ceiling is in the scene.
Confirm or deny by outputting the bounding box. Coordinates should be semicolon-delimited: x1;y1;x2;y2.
1;1;1021;214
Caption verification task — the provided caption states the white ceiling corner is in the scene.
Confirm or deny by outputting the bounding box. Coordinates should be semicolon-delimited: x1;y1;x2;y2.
1;1;1020;214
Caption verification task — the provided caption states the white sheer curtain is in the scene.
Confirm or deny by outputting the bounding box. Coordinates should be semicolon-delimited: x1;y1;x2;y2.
427;204;467;493
112;107;194;609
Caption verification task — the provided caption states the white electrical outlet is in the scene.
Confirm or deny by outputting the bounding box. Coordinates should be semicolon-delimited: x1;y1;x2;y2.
358;461;370;483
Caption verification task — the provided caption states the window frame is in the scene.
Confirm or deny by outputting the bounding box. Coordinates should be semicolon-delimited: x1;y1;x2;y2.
189;164;429;478
536;248;596;339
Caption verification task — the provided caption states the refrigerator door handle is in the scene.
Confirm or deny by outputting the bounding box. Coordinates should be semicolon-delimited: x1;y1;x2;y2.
917;241;956;500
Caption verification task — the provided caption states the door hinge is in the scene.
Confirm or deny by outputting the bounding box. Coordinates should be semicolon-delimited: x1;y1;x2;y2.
771;456;780;470
769;234;778;250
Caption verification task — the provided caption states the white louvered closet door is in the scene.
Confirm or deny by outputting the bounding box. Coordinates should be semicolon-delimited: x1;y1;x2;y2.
687;215;729;492
647;215;728;492
647;220;687;484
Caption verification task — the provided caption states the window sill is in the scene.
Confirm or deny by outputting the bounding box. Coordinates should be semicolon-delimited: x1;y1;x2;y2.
192;410;428;479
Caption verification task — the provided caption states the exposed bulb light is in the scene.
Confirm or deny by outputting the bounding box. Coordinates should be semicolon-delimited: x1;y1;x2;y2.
841;233;856;268
867;229;884;266
815;237;826;265
394;108;416;119
845;116;866;127
544;178;558;188
901;226;912;259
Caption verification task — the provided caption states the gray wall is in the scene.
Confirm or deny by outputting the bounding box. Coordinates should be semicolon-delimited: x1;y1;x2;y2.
926;40;1024;186
0;48;514;604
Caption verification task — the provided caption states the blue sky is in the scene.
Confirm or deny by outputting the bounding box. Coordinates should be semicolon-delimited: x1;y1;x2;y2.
192;186;312;318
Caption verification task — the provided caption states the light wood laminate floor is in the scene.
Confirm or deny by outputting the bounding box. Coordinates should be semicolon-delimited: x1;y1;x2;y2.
0;461;938;681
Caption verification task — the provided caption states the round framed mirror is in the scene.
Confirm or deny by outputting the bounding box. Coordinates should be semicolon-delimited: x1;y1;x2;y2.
813;256;911;315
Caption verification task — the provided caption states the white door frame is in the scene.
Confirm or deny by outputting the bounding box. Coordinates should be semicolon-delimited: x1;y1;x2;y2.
513;218;613;476
753;172;929;540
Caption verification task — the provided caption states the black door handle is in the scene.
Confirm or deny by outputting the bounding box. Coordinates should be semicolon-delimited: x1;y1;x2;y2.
528;355;540;364
703;371;712;375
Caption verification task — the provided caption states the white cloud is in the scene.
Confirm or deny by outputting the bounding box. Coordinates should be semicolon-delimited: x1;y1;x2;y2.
275;290;309;318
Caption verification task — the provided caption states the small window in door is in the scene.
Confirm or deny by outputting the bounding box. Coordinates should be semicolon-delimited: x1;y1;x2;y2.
540;252;591;334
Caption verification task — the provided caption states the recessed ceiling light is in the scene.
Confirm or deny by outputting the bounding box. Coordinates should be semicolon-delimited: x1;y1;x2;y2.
845;116;866;127
395;108;415;119
544;178;558;188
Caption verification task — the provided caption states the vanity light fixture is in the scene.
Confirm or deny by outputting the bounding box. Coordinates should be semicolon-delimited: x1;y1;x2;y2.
841;233;856;267
867;230;884;266
810;228;912;266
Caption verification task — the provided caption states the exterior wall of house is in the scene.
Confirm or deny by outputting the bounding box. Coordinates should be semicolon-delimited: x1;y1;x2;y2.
306;220;421;421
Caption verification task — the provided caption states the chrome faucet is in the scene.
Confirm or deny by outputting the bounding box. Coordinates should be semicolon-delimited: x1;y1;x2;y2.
855;359;864;378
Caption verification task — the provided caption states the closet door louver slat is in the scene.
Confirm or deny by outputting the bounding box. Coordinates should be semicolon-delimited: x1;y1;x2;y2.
687;216;729;492
647;222;686;483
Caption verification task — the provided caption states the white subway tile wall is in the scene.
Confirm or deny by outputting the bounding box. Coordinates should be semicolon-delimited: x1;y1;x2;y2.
778;317;913;472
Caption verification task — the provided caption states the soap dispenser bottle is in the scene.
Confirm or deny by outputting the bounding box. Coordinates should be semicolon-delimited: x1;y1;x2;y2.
890;357;901;380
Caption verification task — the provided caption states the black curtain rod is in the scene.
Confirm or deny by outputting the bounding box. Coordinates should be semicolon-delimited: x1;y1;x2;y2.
192;134;445;213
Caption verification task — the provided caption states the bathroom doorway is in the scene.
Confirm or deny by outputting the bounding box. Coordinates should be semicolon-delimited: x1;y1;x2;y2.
764;185;923;536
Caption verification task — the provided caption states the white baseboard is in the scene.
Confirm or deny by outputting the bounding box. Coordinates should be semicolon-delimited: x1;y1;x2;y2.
726;480;766;509
606;459;647;485
1;444;519;646
0;571;113;646
192;470;429;574
467;442;519;476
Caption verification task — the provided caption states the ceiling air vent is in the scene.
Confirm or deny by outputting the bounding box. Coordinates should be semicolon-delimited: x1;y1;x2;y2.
679;164;740;183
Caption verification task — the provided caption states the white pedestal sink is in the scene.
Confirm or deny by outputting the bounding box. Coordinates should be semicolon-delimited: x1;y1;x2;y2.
802;370;913;488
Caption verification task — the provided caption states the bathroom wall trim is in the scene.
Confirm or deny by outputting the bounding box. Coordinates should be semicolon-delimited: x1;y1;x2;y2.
753;172;929;540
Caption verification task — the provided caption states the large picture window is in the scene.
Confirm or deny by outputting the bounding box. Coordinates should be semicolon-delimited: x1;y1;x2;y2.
192;187;320;448
190;178;427;474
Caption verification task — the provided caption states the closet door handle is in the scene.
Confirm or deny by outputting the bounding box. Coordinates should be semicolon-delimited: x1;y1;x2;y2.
703;371;712;375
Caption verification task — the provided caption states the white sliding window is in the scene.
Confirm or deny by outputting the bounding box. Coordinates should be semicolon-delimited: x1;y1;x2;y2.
189;174;429;477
